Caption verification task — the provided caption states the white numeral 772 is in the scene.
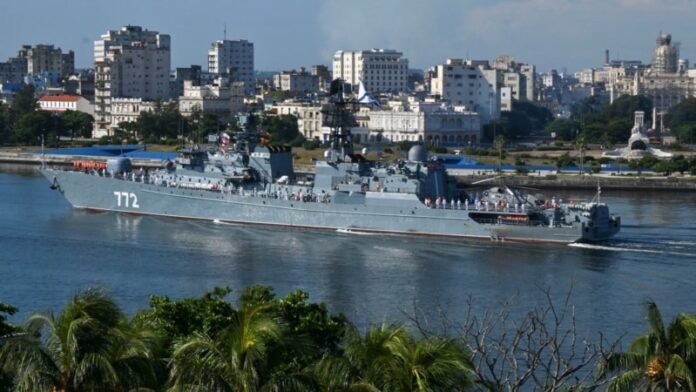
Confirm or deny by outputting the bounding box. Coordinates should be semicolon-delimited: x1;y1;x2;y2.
114;192;140;208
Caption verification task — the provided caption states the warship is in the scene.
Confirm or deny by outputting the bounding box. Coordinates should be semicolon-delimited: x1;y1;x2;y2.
41;85;620;244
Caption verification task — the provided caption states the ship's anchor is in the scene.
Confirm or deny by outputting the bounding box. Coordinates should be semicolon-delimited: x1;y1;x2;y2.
490;232;505;242
49;176;62;192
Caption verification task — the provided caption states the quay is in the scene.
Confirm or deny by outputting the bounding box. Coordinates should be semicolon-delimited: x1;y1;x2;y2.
0;147;170;170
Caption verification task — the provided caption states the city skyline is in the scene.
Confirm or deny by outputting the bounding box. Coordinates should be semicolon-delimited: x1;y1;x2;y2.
1;0;695;72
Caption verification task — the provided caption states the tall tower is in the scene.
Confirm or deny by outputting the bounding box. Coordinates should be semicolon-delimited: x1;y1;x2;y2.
93;25;171;136
652;33;678;74
207;39;255;95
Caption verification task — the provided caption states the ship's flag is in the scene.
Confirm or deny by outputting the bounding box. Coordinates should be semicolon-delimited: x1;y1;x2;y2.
358;81;380;107
221;132;231;145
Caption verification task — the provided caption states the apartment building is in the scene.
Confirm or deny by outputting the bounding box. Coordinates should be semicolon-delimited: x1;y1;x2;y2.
332;49;409;93
93;25;171;137
207;39;255;95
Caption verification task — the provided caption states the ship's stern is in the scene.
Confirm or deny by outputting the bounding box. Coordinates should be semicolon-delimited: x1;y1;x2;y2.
580;204;621;242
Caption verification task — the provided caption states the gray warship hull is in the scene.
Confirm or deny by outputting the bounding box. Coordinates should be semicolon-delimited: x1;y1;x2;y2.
42;169;618;244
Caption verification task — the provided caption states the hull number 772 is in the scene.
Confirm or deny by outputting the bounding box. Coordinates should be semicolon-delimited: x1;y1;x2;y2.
114;192;140;208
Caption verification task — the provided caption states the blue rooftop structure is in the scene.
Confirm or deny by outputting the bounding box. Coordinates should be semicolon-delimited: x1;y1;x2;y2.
36;145;176;160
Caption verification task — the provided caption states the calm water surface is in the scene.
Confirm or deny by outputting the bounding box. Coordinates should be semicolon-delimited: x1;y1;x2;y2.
1;164;695;342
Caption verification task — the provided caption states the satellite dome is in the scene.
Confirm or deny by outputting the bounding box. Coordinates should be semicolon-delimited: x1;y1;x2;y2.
408;145;428;162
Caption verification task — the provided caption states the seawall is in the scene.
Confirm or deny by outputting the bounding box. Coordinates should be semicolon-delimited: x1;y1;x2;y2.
0;151;164;169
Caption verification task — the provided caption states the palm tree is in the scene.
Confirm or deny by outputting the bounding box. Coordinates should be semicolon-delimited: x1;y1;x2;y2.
169;301;310;392
601;301;696;391
575;133;587;175
313;323;408;391
314;323;473;392
494;134;506;172
0;288;157;391
386;336;473;391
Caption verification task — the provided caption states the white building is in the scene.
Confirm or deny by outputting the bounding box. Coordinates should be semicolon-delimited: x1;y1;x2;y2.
366;99;481;146
93;25;171;137
575;69;595;85
17;44;74;77
207;39;254;95
272;102;324;140
332;49;408;93
273;68;317;93
500;87;512;112
429;59;500;124
38;95;93;115
110;98;156;127
609;33;695;131
179;78;245;122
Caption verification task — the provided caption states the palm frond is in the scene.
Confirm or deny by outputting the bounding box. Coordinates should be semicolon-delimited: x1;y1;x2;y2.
645;301;667;348
606;368;645;392
664;354;696;391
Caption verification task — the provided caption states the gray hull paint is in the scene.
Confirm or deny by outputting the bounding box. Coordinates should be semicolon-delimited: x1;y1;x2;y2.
43;169;588;244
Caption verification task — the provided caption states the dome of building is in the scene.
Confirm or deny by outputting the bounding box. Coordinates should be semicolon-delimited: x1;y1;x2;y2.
408;145;428;162
653;33;678;74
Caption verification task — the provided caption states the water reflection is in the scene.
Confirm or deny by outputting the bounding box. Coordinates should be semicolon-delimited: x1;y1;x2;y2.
2;168;696;342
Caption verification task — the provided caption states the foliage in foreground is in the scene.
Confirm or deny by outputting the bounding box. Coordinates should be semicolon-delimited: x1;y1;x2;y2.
600;301;696;392
1;287;695;391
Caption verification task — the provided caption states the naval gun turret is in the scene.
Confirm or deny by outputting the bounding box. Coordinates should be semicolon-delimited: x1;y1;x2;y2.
232;113;295;184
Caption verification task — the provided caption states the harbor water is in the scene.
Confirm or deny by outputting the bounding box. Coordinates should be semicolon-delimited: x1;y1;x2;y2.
1;164;695;343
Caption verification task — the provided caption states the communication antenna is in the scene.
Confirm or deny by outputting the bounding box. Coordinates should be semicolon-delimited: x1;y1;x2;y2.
224;24;227;40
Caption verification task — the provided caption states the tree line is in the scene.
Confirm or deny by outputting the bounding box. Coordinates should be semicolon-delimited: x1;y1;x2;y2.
0;85;94;147
1;285;694;391
546;95;696;146
0;84;306;148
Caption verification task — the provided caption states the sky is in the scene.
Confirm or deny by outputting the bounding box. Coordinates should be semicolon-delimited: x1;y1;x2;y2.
1;0;695;73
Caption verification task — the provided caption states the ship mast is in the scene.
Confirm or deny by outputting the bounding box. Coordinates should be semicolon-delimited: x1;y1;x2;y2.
233;113;260;156
322;79;357;163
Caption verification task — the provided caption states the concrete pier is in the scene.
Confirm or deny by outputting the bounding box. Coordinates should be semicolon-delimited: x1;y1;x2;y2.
0;151;165;169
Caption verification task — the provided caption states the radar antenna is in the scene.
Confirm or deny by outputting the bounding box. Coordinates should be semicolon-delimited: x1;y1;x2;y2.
321;79;358;163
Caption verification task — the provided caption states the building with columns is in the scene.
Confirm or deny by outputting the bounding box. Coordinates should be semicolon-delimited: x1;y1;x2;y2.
366;98;480;145
179;78;245;123
38;95;93;115
272;101;324;140
609;33;695;132
110;98;156;127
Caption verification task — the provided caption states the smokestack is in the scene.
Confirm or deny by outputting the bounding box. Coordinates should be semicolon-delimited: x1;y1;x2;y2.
605;49;610;65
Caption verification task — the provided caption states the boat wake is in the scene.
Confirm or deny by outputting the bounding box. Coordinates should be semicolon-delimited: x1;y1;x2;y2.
569;242;696;257
211;219;239;226
336;228;376;236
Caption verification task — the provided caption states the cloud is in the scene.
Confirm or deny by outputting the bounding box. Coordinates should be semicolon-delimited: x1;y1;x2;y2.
316;0;472;68
315;0;696;71
617;0;693;9
461;0;696;70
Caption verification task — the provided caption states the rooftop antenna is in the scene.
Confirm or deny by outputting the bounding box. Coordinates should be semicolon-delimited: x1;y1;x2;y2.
224;24;227;40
